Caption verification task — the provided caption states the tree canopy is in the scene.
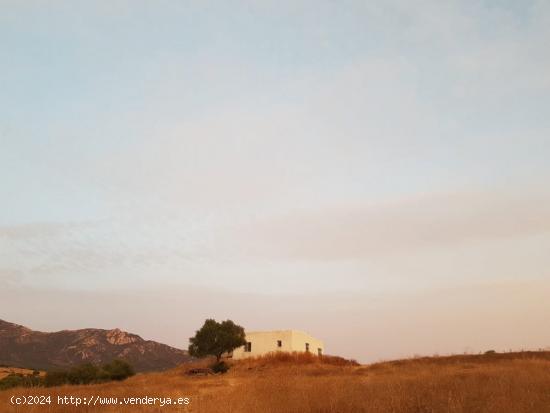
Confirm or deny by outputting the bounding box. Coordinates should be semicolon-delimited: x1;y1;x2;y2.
188;319;246;362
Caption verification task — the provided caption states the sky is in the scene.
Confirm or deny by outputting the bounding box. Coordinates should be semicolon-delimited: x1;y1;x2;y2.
1;0;550;362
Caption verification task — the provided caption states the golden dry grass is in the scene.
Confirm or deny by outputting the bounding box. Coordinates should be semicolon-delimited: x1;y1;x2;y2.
2;351;550;413
0;367;45;380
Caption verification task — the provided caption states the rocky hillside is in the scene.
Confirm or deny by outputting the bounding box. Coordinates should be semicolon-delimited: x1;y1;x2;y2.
0;319;192;372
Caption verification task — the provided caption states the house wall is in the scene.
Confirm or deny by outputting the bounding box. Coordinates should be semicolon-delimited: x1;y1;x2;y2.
290;330;324;356
231;330;324;360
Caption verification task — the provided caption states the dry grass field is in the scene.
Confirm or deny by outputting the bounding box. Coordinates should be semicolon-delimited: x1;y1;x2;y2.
2;351;550;413
0;367;44;380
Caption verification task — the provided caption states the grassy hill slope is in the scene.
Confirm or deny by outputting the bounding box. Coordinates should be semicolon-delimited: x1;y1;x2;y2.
2;351;550;412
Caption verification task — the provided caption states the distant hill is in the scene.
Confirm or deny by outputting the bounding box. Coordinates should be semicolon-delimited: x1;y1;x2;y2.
0;319;192;372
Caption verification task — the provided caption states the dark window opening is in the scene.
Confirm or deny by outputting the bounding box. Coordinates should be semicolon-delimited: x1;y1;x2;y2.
277;340;282;347
244;342;252;352
318;348;322;356
305;342;310;352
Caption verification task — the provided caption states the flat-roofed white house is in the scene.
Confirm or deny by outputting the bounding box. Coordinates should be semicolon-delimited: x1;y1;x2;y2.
230;330;324;360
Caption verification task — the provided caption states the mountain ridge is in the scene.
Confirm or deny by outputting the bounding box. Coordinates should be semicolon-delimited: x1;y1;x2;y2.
0;319;192;372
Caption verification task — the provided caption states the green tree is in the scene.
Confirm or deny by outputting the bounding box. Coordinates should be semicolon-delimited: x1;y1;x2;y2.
188;319;246;362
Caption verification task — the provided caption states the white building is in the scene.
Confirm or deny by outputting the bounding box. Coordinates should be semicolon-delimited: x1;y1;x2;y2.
230;330;324;360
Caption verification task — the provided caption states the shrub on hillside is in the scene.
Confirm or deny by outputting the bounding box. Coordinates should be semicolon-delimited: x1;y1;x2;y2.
43;360;135;387
67;363;101;385
3;358;169;390
44;371;69;387
0;374;24;390
210;361;229;374
102;359;135;381
0;373;41;390
0;374;25;390
235;352;360;369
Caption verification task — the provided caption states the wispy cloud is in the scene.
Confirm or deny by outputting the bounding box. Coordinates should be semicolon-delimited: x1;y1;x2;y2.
233;188;550;260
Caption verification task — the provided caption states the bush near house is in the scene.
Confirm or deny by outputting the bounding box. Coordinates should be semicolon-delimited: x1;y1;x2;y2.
210;361;230;374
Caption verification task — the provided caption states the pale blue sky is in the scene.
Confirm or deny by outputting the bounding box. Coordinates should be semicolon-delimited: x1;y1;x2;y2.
1;1;550;360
